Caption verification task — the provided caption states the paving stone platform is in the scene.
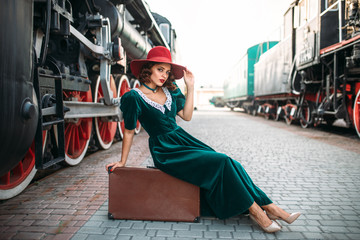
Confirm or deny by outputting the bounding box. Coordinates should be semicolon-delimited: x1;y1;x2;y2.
1;107;360;239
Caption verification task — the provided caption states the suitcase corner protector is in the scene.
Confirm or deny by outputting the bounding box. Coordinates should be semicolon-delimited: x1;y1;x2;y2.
108;212;114;220
194;216;200;223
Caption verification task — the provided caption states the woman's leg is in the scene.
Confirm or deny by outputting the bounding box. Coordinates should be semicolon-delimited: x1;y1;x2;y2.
248;201;272;227
261;203;290;219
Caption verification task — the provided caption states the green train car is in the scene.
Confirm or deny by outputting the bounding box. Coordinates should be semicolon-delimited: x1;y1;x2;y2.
223;42;278;111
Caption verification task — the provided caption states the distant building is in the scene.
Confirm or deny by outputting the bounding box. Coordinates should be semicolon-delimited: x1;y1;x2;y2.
195;87;224;108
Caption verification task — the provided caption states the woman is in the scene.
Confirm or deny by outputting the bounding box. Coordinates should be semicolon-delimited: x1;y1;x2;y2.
106;46;301;233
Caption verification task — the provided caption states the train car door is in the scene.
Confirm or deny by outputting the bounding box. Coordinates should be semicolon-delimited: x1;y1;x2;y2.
281;2;297;93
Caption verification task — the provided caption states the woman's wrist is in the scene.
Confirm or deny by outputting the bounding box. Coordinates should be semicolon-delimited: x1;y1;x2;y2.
186;84;194;92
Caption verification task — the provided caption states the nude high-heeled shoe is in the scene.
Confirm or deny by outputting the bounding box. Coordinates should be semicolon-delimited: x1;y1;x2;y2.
249;214;282;233
266;212;301;224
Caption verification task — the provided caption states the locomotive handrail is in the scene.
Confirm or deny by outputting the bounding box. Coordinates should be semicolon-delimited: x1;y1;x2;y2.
288;53;301;96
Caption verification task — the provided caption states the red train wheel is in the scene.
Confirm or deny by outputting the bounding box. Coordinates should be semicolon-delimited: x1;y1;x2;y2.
274;102;282;121
300;100;311;129
117;75;131;139
132;79;142;135
94;75;117;149
63;88;92;165
284;101;294;125
354;89;360;138
263;103;275;120
264;106;270;120
284;108;293;125
0;131;47;200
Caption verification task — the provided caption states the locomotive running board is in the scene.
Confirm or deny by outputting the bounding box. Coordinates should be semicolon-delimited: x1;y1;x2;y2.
63;101;122;120
42;101;122;119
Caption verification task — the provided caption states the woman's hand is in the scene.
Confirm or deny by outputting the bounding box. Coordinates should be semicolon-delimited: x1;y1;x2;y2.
183;69;194;91
105;161;125;172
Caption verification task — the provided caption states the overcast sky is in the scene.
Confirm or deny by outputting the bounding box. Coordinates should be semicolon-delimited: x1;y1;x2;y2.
146;0;293;88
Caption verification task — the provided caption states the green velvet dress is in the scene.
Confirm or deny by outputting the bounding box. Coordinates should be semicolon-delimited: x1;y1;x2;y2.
120;86;272;219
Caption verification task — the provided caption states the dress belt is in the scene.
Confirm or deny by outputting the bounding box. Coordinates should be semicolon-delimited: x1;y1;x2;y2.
149;126;181;139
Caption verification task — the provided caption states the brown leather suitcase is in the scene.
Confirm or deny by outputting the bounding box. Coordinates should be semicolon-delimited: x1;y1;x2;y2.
108;167;200;222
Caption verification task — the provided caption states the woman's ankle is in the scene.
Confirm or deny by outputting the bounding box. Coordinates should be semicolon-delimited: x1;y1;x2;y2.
249;203;272;227
262;203;290;219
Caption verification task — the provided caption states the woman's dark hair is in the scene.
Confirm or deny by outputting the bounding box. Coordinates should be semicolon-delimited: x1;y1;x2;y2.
138;62;177;91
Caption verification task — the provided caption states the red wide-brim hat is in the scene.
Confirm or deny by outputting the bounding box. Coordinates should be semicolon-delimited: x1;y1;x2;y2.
130;46;186;80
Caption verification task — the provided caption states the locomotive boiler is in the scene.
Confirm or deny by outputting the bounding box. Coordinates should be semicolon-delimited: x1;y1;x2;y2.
0;0;177;199
226;0;360;137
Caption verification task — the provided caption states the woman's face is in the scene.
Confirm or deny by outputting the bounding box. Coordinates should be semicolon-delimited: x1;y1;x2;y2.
150;63;171;86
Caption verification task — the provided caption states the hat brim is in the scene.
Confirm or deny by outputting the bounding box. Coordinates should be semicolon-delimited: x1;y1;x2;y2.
130;60;186;80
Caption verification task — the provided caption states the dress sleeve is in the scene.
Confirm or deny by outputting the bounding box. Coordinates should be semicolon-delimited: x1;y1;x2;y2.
170;84;186;113
120;90;141;130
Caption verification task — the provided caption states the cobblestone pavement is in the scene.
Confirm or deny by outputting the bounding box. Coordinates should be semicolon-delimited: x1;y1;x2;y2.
1;107;360;239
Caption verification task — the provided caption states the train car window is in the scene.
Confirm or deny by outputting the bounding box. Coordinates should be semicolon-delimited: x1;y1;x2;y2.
299;0;307;26
325;0;338;10
309;0;318;20
159;23;170;45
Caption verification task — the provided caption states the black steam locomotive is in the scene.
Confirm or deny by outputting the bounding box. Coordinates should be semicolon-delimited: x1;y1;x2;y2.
0;0;177;199
225;0;360;138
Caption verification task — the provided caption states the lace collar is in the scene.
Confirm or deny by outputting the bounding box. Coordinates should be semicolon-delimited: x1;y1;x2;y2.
133;87;172;114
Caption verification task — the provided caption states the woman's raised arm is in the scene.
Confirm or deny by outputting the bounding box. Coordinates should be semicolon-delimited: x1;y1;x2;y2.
177;69;195;121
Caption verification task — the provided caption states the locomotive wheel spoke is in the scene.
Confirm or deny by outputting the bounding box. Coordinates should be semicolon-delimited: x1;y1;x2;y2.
263;103;274;120
94;75;117;149
274;105;282;121
117;75;131;139
0;172;10;186
264;112;270;120
285;115;293;125
63;88;93;166
0;131;47;200
284;107;293;125
79;124;86;139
